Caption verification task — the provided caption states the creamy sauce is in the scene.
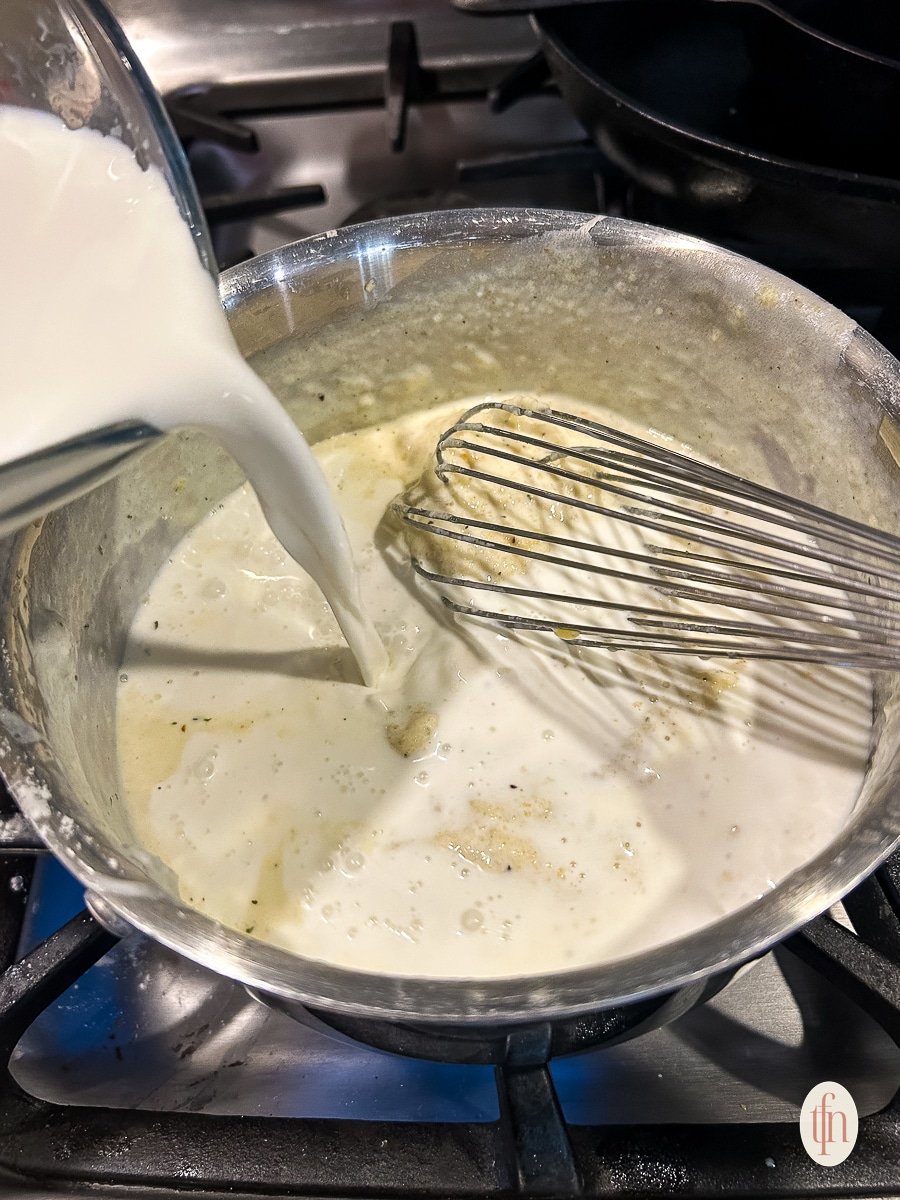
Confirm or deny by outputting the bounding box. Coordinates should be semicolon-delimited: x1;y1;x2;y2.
3;107;872;980
117;396;872;978
0;106;383;683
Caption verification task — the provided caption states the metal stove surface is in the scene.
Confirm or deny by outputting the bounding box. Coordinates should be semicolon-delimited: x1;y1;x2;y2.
107;0;537;103
10;859;900;1125
187;95;592;262
106;0;597;268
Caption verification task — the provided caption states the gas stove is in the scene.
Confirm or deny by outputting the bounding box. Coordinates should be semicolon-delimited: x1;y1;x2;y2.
2;1;900;1194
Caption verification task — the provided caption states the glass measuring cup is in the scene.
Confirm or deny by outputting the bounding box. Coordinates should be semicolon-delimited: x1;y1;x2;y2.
0;0;216;537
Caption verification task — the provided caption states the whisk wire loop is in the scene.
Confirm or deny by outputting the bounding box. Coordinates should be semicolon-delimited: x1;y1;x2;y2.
395;402;900;669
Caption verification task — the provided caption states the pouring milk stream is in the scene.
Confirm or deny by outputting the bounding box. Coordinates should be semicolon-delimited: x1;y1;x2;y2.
0;107;385;686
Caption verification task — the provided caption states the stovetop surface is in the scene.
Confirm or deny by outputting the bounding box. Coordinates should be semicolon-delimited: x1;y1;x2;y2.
11;863;899;1126
3;849;900;1198
8;864;900;1123
105;0;538;99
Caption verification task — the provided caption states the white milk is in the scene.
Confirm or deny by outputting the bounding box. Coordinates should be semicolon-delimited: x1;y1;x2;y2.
117;397;871;979
0;106;384;684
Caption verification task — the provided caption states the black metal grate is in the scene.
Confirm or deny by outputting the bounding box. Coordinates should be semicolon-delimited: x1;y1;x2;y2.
1;799;900;1197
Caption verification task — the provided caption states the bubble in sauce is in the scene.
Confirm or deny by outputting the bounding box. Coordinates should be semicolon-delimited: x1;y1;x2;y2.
342;851;366;875
460;908;483;933
193;752;218;781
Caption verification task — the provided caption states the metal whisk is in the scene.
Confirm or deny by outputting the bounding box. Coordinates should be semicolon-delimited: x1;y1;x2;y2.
394;401;900;669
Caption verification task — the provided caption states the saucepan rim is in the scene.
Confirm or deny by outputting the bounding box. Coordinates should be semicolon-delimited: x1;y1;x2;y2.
3;207;899;1024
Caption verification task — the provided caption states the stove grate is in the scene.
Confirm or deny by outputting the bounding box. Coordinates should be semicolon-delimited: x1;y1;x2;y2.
1;829;899;1197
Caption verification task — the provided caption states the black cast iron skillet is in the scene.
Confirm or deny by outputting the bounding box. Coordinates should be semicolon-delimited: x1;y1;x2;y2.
461;0;900;279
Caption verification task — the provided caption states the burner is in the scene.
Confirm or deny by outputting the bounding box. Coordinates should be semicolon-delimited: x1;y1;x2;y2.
2;844;900;1194
256;974;735;1067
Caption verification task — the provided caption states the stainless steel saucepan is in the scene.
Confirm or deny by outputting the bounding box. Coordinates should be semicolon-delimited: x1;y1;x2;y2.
2;208;899;1038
